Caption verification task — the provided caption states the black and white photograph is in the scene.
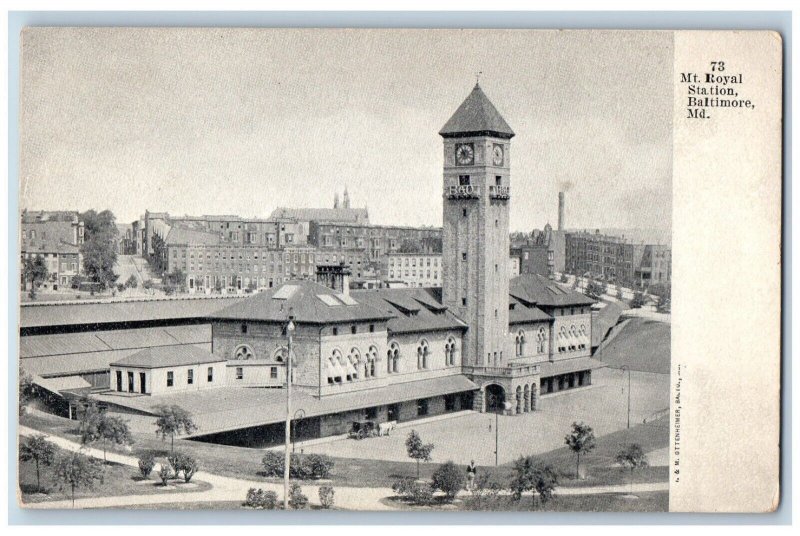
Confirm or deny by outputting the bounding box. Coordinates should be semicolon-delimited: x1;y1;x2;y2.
13;25;782;515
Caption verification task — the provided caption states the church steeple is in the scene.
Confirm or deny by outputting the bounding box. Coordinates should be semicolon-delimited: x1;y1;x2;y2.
342;186;351;209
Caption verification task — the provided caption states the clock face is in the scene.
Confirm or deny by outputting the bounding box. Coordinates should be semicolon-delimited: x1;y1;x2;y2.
492;144;504;166
455;143;474;166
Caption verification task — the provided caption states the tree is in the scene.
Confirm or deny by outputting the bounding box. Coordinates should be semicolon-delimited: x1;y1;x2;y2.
52;451;103;507
19;434;56;492
23;254;48;299
509;455;558;508
631;291;646;309
19;365;34;416
80;209;119;291
564;421;596;479
154;405;198;454
431;460;465;501
405;430;434;479
615;443;649;495
77;397;103;446
125;275;138;289
96;415;133;463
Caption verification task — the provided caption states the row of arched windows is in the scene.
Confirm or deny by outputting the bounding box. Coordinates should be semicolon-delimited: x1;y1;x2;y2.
326;347;378;384
556;324;589;353
514;327;548;357
388;336;460;374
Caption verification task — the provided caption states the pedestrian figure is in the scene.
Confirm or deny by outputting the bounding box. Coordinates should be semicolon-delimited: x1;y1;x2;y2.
466;459;477;491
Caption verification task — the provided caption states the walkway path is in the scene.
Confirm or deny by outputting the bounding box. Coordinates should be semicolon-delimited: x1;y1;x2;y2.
19;426;666;510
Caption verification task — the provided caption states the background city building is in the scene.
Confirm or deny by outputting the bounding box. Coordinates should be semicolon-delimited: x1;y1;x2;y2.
20;210;84;290
565;229;672;289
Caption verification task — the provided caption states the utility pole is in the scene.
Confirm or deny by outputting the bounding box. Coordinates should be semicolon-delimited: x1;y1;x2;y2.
621;365;631;429
283;312;295;510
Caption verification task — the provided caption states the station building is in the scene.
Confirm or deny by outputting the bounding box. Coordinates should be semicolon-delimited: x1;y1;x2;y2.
20;83;606;446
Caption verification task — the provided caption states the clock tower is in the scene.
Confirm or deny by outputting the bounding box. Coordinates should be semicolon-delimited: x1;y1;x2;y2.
440;83;514;370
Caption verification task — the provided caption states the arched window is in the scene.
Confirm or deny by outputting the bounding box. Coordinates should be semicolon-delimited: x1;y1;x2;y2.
579;324;588;350
387;341;400;374
347;348;360;381
417;340;429;369
445;337;458;366
558;327;568;353
272;347;287;363
365;346;378;378
537;326;547;353
516;330;526;357
327;349;344;384
569;325;578;351
233;344;255;360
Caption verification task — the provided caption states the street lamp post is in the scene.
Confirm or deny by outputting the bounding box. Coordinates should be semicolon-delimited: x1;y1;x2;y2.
621;365;631;429
486;393;512;466
292;409;306;454
283;312;295;510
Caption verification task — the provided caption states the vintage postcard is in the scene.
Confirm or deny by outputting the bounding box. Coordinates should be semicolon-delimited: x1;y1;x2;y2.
15;28;782;513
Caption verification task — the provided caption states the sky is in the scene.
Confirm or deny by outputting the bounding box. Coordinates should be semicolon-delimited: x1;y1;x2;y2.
20;28;673;233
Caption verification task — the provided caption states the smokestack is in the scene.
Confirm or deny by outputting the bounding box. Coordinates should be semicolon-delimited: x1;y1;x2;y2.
558;191;565;231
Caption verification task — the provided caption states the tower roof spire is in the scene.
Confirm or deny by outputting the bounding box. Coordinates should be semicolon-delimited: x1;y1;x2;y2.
439;83;515;139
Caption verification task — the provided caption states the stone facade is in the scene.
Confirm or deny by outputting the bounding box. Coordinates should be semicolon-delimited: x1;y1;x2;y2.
441;135;512;368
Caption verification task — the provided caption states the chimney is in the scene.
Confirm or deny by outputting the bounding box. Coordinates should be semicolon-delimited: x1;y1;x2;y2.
558;192;565;231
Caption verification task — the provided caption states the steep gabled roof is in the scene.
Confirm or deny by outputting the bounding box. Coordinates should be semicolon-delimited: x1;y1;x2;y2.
210;280;393;324
350;287;467;335
509;274;595;308
439;84;515;139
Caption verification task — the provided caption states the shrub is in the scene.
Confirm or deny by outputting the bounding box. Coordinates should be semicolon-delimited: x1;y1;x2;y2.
245;488;279;509
431;461;466;500
410;482;435;506
392;476;435;506
179;455;199;483
138;453;156;479
125;275;138;289
261;451;283;477
288;482;309;509
392;476;418;499
168;451;199;482
318;485;335;509
261;451;334;480
305;453;334;479
159;464;171;486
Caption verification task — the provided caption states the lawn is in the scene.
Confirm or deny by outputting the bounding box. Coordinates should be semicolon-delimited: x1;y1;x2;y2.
18;442;211;505
593;317;671;374
21;410;668;491
454;491;668;512
20;411;428;488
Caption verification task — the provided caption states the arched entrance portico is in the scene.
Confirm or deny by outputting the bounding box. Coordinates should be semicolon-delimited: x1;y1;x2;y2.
484;383;506;414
